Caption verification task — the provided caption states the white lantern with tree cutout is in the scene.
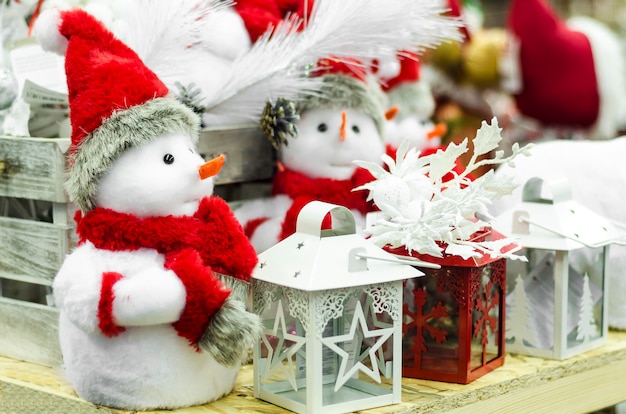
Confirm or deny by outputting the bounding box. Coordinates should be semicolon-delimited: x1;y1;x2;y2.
493;176;625;359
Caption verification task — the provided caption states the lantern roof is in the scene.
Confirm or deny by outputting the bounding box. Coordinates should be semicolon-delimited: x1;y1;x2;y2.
386;227;521;268
493;176;625;251
253;201;423;291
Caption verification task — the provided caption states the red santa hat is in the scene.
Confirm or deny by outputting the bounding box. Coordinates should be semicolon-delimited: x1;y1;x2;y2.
373;52;435;122
506;0;625;138
376;51;420;93
447;0;471;41
34;8;199;212
233;0;314;43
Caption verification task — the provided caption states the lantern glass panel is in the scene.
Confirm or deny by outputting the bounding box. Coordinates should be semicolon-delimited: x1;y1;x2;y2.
470;265;502;370
402;273;458;374
506;246;606;352
258;297;308;395
320;293;395;405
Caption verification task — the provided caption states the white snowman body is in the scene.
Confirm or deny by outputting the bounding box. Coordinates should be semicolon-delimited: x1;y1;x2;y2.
490;137;626;329
54;133;239;409
236;105;385;253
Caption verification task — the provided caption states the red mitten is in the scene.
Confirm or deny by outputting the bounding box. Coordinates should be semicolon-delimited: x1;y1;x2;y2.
166;248;230;350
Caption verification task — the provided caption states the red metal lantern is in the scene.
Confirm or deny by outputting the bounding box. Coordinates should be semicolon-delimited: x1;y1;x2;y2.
389;228;518;384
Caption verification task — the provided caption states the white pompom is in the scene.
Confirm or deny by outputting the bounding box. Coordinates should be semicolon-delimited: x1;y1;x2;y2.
371;176;410;210
33;8;68;55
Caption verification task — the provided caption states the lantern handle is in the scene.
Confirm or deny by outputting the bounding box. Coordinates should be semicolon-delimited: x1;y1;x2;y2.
522;176;572;204
295;201;356;237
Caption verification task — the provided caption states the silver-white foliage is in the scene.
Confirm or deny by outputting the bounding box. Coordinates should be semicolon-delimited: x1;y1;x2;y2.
354;117;532;260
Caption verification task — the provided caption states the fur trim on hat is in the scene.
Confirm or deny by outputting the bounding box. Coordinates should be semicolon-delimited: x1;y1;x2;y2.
298;74;387;137
67;97;200;212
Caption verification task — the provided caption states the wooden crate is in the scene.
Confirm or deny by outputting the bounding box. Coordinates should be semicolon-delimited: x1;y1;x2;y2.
0;126;275;368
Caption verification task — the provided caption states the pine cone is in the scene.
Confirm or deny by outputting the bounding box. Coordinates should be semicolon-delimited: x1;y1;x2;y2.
260;97;299;149
174;82;207;118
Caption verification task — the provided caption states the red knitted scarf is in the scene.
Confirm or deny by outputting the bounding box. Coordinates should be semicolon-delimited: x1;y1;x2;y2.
76;196;257;281
270;167;378;240
76;196;257;347
271;166;377;215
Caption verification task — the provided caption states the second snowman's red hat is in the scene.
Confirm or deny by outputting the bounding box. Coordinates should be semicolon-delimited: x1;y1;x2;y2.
506;0;625;138
34;8;199;212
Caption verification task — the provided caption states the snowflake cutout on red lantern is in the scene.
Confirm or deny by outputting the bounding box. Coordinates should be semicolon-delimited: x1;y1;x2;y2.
403;287;448;355
473;280;500;365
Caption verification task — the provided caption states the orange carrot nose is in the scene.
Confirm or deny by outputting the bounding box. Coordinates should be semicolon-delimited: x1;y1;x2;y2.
385;105;400;121
198;154;225;180
339;111;347;142
427;123;447;140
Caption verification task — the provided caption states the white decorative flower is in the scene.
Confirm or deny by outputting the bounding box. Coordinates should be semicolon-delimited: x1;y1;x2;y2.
354;117;532;260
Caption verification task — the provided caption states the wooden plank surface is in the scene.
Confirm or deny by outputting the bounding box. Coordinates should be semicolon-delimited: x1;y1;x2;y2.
0;128;275;196
0;298;61;368
0;137;68;203
1;331;625;413
0;216;71;284
197;126;275;185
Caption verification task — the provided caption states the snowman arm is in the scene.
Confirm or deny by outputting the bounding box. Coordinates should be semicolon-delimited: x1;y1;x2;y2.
53;246;108;333
166;248;231;347
109;267;187;328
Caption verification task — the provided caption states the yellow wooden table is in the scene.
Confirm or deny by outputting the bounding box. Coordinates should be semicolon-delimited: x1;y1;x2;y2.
2;330;626;414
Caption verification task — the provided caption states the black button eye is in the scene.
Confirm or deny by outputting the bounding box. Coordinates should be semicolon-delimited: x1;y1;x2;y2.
163;154;175;164
317;123;328;132
352;125;360;134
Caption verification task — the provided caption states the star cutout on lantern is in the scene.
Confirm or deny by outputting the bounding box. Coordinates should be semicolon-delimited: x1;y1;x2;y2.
320;301;394;392
260;301;306;391
293;271;301;278
259;262;267;269
296;241;305;249
362;296;394;375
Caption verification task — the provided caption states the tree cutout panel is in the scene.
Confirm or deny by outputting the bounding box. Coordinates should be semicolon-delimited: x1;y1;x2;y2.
576;273;597;342
506;274;537;349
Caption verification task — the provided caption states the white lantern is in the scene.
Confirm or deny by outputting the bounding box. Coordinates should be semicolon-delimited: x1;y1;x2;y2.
493;177;624;359
252;201;423;414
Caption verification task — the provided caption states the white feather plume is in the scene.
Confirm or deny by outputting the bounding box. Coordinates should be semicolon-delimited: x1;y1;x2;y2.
111;0;252;117
107;0;461;128
203;0;462;127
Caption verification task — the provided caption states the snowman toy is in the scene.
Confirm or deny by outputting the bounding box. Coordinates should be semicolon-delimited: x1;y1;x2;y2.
35;9;260;410
374;51;445;154
235;59;388;253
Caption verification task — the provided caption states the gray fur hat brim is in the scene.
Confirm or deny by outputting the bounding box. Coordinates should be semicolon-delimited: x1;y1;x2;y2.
298;74;388;137
66;97;200;212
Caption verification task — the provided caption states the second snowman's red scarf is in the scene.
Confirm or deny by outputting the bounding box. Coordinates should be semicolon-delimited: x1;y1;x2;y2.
271;166;377;215
75;196;258;348
271;166;378;240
